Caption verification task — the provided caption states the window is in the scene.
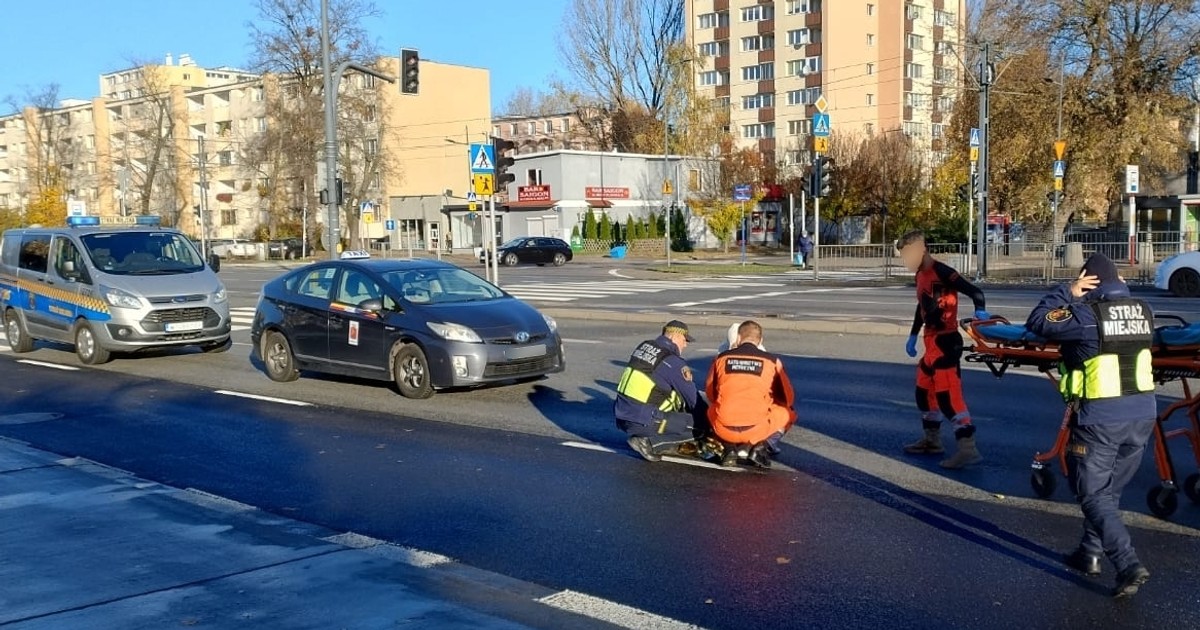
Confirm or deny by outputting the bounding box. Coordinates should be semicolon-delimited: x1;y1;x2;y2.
741;5;774;21
561;118;570;132
215;120;231;137
932;123;945;139
866;33;875;46
218;151;233;167
866;93;875;105
867;3;874;15
935;41;952;55
255;117;267;132
363;74;376;88
741;35;774;51
18;234;50;272
786;88;821;105
84;135;95;149
741;123;774;138
934;10;955;26
221;209;237;226
294;267;337;300
335;269;384;307
907;34;924;50
787;119;811;135
866;63;875;75
937;95;954;112
906;4;922;20
905;63;924;79
934;66;957;83
787;0;818;14
787;29;813;46
742;93;775;109
509;123;518;135
54;238;89;284
902;121;925;137
741;63;774;81
698;12;728;28
688;168;702;191
787;57;821;76
698;41;723;57
252;87;265;102
904;92;927;108
864;122;875;135
545;120;554;133
365;138;378;155
699;71;726;86
364;105;376;122
784;150;805;165
526;168;542;185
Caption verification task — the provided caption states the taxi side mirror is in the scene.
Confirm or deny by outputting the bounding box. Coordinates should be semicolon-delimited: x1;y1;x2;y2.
358;298;384;313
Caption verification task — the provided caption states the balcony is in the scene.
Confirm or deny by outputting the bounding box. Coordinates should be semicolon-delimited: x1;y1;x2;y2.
758;108;775;123
758;49;775;63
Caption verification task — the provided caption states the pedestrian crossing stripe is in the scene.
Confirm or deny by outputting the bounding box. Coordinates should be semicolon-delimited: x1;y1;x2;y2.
229;306;256;332
500;279;787;303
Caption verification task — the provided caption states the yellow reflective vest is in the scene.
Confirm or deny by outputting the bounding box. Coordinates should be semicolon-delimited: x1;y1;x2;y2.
1059;298;1155;401
617;339;685;413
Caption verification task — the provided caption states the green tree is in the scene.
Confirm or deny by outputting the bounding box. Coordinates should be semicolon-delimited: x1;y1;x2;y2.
642;216;653;238
571;224;581;240
669;206;690;251
598;212;612;241
583;208;598;239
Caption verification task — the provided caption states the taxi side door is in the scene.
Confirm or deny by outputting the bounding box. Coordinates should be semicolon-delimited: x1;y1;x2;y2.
285;265;336;363
326;267;394;378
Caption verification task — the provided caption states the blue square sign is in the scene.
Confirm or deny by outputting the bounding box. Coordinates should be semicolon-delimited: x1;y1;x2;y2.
733;184;753;201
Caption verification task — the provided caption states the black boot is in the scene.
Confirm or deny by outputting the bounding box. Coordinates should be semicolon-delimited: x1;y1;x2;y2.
627;436;661;462
1112;564;1150;598
1063;549;1102;576
748;444;772;469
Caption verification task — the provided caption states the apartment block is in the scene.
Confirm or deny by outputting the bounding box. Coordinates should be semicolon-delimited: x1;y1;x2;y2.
686;0;966;167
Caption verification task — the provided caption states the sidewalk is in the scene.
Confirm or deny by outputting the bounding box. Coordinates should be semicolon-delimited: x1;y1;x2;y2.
0;436;631;629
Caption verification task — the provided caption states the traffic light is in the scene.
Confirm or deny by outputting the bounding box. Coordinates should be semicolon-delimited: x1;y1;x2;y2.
400;48;419;95
816;156;833;198
492;137;516;187
1047;191;1063;205
970;171;979;197
319;178;344;205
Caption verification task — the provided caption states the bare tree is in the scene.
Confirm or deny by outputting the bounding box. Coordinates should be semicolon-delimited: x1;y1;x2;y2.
104;61;185;222
555;0;683;151
246;0;381;245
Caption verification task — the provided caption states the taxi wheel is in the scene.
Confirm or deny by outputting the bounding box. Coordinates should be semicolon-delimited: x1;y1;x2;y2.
552;252;567;266
74;321;111;365
393;344;434;399
4;309;35;353
504;253;520;266
262;331;299;382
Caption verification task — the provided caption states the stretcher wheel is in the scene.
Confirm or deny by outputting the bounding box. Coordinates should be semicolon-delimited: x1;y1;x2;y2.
1030;466;1056;498
1184;473;1200;504
1147;485;1179;519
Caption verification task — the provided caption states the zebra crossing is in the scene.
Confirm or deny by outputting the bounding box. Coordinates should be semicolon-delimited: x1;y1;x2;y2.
229;306;256;332
498;278;789;303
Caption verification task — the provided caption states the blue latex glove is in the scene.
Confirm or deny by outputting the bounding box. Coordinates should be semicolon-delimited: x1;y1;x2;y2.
905;335;918;358
975;309;991;321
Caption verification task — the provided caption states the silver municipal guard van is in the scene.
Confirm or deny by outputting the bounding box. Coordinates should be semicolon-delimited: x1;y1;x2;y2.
0;216;231;364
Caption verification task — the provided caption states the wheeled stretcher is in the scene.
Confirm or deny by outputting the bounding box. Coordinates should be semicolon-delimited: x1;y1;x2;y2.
961;316;1200;519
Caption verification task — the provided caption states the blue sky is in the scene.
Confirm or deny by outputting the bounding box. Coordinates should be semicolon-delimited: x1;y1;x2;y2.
0;0;564;113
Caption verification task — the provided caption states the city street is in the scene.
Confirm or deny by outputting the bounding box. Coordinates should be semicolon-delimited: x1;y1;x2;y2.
2;262;1199;628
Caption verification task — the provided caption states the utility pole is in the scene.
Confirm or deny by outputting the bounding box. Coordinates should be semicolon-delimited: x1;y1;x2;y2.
320;0;339;260
976;42;993;279
196;136;210;260
663;97;672;267
119;167;129;217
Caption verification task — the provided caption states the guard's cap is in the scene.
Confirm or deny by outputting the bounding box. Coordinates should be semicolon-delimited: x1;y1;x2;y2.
663;320;696;342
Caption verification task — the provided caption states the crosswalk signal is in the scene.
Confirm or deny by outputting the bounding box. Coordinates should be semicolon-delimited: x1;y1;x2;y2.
970;171;979;197
400;48;419;95
1047;191;1063;205
492;137;516;187
815;156;833;198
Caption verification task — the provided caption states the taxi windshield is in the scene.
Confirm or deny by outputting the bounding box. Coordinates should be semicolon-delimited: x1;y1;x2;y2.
80;231;206;275
381;268;505;304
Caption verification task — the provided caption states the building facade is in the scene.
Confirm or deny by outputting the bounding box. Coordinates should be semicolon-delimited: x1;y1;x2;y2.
686;0;966;166
437;149;719;251
0;54;491;248
490;111;602;155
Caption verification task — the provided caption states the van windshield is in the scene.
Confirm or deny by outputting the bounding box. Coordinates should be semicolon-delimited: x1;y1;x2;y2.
80;231;206;275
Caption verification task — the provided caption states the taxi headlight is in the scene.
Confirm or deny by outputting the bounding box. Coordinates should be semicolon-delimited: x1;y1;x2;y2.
427;321;482;343
102;286;143;309
542;313;558;333
212;287;228;304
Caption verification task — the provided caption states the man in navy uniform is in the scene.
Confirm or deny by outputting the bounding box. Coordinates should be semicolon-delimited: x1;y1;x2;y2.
1026;253;1157;597
614;320;708;461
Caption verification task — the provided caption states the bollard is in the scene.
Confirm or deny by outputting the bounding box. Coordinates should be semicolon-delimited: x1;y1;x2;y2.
1064;242;1084;269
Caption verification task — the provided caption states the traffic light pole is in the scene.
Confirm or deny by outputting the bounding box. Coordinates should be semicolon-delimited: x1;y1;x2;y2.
967;161;975;276
489;195;499;286
976;42;993;279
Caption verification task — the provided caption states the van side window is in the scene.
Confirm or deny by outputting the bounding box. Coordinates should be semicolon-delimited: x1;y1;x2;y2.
0;234;19;267
18;234;51;273
54;238;91;284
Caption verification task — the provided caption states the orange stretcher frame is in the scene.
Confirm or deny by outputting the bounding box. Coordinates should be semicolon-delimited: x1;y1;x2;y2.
960;316;1200;519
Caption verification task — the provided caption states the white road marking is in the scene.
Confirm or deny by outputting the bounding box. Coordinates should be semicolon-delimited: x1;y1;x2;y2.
563;338;604;345
561;441;618;453
670;286;876;308
503;279;788;303
608;268;634;279
214;390;312;407
16;359;79;371
539;590;706;630
229;306;256;333
659;455;745;473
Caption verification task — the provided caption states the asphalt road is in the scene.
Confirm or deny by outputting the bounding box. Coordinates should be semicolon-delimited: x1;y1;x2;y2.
3;302;1200;628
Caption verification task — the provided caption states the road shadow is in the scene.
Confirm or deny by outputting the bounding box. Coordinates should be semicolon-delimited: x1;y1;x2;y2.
526;381;621;445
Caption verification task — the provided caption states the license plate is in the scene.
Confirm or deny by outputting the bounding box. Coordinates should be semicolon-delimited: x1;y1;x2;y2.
505;344;547;360
164;321;204;332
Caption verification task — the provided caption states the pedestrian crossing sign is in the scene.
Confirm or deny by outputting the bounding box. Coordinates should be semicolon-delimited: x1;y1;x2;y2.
969;128;981;147
470;143;495;173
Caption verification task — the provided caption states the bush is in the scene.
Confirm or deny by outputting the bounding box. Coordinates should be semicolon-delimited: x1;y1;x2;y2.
583;209;598;239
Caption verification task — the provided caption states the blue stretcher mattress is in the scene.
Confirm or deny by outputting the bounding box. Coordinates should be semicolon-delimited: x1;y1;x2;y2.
1156;324;1200;347
976;323;1200;348
975;324;1048;345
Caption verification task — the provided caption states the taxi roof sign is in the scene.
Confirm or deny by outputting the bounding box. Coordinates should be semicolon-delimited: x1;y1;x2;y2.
67;216;101;227
340;250;372;260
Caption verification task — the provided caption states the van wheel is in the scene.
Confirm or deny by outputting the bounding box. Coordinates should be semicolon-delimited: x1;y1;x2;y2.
262;331;299;382
393;344;434;399
4;309;34;353
74;321;111;365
